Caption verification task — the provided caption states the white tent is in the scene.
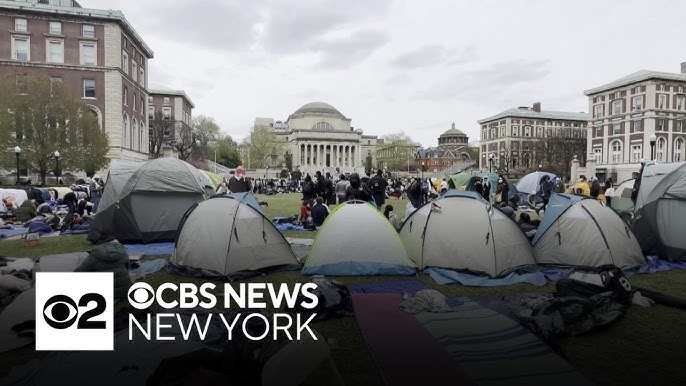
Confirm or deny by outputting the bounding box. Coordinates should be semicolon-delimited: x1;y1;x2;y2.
399;191;536;277
171;195;298;278
302;202;415;276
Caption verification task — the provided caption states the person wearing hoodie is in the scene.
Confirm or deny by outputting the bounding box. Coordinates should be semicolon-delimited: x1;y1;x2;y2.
590;176;601;199
228;166;251;193
74;241;131;301
345;173;373;203
384;204;400;230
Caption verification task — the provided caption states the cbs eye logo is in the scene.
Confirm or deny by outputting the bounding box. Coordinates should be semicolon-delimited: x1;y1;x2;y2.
127;282;155;310
35;272;114;351
43;293;107;330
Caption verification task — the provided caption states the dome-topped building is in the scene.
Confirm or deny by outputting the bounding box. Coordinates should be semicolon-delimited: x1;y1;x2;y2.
253;102;378;175
438;122;469;150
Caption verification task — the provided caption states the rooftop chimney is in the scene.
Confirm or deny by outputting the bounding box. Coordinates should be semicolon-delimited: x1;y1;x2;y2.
681;62;686;74
533;102;541;112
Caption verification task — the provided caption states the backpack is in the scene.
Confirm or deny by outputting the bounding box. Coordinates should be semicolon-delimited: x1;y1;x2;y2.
555;265;633;305
302;181;313;195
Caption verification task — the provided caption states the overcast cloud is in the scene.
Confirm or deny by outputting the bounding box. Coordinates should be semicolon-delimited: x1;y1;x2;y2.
88;0;686;147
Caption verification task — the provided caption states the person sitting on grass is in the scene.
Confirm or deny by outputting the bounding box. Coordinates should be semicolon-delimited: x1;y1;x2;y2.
15;199;37;223
310;197;330;227
384;204;400;231
299;199;312;224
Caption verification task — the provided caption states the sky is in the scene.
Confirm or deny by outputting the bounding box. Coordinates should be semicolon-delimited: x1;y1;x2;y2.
87;0;686;148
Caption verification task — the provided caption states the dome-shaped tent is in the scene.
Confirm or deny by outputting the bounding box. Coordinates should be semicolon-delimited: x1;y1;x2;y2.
399;190;536;277
302;201;415;276
88;158;209;243
171;195;298;279
533;194;644;269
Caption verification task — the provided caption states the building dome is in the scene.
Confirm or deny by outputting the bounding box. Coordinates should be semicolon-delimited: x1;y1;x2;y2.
293;102;346;119
439;123;467;138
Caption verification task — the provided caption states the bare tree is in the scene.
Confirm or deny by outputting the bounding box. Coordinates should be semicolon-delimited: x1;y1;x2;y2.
534;136;586;180
148;110;175;158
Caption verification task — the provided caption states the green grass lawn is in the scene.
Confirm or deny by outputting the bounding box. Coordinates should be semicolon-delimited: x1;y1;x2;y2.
1;192;685;385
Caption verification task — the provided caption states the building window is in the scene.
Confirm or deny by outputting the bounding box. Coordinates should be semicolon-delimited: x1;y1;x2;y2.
595;126;603;137
490;128;495;138
83;78;95;98
612;99;623;115
593;148;602;163
49;22;61;35
140;97;144;116
312;121;334;131
511;126;518;136
677;95;685;110
656;137;666;162
15;18;27;31
80;41;97;65
122;114;129;148
675;138;685;162
631;96;643;111
658;94;667;109
123;87;128;106
633;120;642;133
148;105;154;119
12;36;30;61
139;68;145;85
482;130;487;140
657;119;666;131
524;126;531;137
122;51;128;74
610;140;622;164
131;118;137;149
500;127;506;137
612;124;621;135
163;107;171;120
163;97;170;105
677;121;684;133
148;96;153;104
46;39;64;63
593;104;604;119
139;121;145;152
133;93;137;111
82;24;95;38
631;145;642;163
132;61;138;82
659;84;667;91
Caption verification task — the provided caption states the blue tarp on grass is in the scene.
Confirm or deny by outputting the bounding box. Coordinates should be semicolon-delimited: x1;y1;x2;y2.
124;242;175;256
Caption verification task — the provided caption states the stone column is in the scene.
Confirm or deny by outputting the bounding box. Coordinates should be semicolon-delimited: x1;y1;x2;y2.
307;144;311;166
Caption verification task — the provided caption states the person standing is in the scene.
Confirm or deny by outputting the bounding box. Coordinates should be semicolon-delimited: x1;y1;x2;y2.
301;174;316;201
335;174;350;204
369;169;388;210
494;175;509;205
481;176;491;202
590;176;601;199
228;166;251;193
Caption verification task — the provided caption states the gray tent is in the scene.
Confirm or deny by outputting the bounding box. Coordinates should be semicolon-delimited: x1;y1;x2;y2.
171;195;298;279
399;190;536;277
97;159;145;213
533;194;644;269
632;163;686;260
88;158;209;243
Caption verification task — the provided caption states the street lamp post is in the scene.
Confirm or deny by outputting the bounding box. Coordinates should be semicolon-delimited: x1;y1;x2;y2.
538;164;542;172
54;150;60;183
421;162;425;180
14;146;21;185
649;134;657;161
488;153;494;173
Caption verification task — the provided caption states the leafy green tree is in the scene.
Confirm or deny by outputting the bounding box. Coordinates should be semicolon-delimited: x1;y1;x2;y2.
376;131;419;172
0;75;108;184
213;134;241;168
242;126;285;169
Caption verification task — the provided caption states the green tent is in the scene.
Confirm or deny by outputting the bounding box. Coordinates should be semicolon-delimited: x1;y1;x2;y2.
446;173;473;190
465;173;519;201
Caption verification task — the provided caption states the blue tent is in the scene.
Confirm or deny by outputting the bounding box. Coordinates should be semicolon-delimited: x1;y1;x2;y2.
532;194;584;245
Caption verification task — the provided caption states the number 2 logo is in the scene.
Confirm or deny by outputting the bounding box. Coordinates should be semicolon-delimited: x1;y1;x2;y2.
43;293;107;330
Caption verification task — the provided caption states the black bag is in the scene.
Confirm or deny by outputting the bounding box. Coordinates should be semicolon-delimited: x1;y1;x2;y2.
555;265;633;305
302;181;313;195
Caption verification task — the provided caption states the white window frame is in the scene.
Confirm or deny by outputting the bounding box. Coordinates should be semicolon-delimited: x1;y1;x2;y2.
139;121;145;152
633;120;642;133
83;78;96;99
82;24;95;38
595;126;603;137
593;104;604;119
49;21;62;35
45;38;64;63
131;118;137;149
674;138;685;162
133;93;137;111
122;51;129;74
524;126;531;137
612;124;621;135
15;18;27;32
79;41;97;66
139;68;145;86
677;95;685;111
122;114;129;148
612;99;622;115
500;127;506;137
594;148;602;164
656;137;666;162
658;94;667;109
163;106;171;120
657;119;666;131
132;60;138;82
677;121;684;133
11;36;30;61
610;140;623;164
632;96;643;111
511;125;518;136
148;105;155;120
631;145;642;163
123;87;128;106
163;96;171;105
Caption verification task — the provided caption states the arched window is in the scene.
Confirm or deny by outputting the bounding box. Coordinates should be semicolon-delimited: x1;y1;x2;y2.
673;137;684;162
610;140;622;164
656;137;666;162
139;121;145;152
122;113;129;148
88;105;103;132
131;118;137;150
311;121;334;131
